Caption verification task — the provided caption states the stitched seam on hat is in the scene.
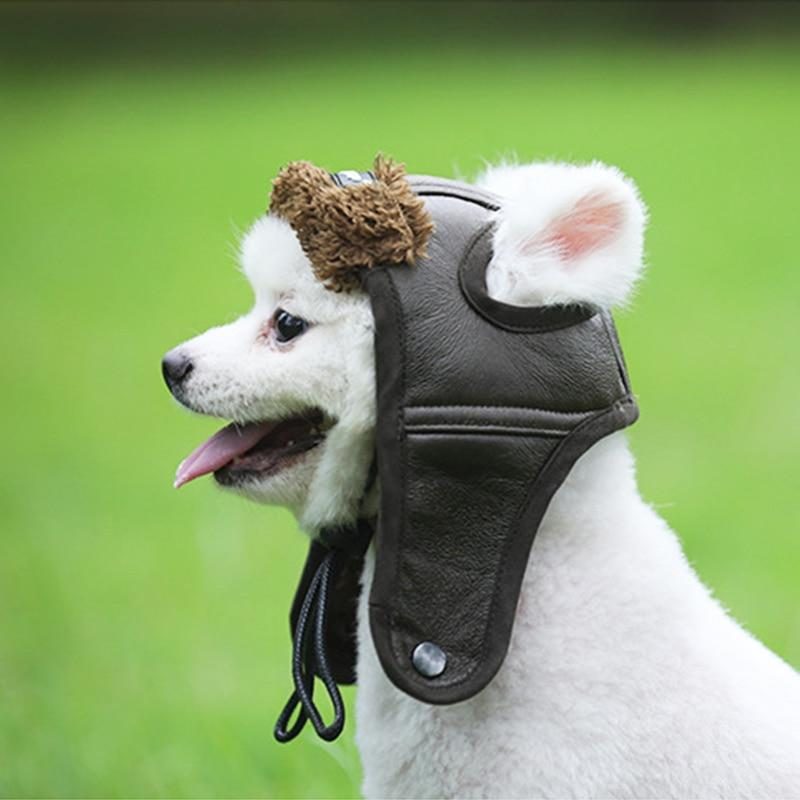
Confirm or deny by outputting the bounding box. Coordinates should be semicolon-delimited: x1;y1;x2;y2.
384;268;408;651
409;183;501;211
406;404;599;415
600;312;632;395
406;422;569;437
405;425;570;436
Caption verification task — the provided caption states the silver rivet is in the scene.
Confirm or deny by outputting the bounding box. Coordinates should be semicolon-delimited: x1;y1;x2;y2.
412;641;447;678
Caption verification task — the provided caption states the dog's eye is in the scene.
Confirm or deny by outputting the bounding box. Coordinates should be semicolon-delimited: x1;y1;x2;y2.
274;309;309;343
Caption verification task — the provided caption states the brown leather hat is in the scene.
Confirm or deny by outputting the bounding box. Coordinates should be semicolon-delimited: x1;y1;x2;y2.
271;162;639;742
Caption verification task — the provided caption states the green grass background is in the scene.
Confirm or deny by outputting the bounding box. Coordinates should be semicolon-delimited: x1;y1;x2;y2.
1;3;799;797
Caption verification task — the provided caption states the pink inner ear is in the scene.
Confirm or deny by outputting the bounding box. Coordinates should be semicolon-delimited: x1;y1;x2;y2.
524;191;626;262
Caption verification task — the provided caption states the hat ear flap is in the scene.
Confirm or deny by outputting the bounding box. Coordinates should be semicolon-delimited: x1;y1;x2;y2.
269;156;434;292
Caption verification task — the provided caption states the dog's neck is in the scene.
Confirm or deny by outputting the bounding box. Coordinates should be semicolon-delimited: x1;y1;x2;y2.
527;429;642;559
353;430;688;794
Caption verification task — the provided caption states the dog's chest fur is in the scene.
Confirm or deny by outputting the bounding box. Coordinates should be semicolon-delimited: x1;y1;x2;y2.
354;434;800;799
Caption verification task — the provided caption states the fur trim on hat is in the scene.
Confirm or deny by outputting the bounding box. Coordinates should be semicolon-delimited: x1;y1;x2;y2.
269;155;434;292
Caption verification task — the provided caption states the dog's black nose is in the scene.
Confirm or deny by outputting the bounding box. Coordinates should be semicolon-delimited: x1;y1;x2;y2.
162;350;194;392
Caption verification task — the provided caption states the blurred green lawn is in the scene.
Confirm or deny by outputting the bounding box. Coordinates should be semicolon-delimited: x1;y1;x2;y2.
1;5;799;798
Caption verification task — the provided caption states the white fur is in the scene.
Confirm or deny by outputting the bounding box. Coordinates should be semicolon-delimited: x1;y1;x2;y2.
167;162;800;798
480;161;647;308
356;435;800;798
171;214;376;528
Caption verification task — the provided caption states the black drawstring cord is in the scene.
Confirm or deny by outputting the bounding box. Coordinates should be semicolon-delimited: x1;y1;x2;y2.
274;547;345;743
274;461;377;744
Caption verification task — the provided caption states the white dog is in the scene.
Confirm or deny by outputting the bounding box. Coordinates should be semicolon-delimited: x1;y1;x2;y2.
163;160;800;799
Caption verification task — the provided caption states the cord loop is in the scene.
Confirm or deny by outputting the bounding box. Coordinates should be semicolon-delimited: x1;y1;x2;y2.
274;548;346;743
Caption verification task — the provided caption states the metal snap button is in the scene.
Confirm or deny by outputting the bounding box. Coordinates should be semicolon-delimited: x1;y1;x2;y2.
412;641;447;678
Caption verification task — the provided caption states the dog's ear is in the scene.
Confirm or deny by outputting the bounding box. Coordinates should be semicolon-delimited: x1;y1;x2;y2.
479;162;647;308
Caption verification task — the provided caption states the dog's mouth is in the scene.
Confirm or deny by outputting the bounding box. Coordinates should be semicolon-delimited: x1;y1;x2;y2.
174;409;331;489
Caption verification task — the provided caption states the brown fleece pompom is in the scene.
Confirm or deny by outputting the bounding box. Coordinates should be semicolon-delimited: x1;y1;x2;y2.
269;155;434;291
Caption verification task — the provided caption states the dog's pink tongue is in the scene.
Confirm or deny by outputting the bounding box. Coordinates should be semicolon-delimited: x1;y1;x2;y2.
174;421;275;488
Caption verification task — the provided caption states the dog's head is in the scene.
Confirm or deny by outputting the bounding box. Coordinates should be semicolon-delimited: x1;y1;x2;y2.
163;158;646;534
163;211;379;530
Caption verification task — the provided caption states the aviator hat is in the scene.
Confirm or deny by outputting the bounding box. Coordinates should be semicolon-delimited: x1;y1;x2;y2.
268;157;639;742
